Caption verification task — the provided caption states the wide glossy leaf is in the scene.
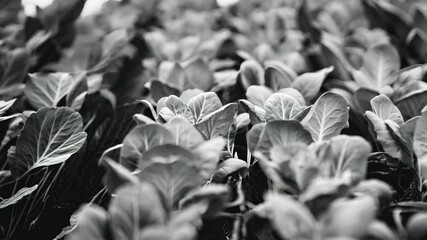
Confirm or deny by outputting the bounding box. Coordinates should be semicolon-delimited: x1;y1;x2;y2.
359;44;400;89
256;120;313;158
187;92;222;123
192;137;226;179
292;66;334;101
158;61;187;91
10;107;87;178
414;111;427;158
164;117;204;150
150;80;181;103
25;73;76;109
0;98;16;116
264;65;293;91
109;183;166;240
252;193;315;240
211;158;248;183
101;158;138;193
139;144;195;171
138;224;197;240
182;58;214;91
239;60;265;89
327;135;371;181
119;124;174;171
66;73;88;111
139;161;204;213
365;111;401;159
247;123;266;153
0;48;29;90
0;185;38;209
264;93;304;120
370;94;404;126
321;196;377;239
246;85;273;107
66;204;108;240
180;184;230;218
158;95;193;123
195;103;237;140
239;100;268;124
396;89;427;120
301;92;349;142
180;89;204;104
278;88;306;106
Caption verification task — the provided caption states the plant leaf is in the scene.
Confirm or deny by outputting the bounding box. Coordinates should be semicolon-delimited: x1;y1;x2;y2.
139;161;204;214
164;116;204;150
256;120;313;158
211;158;248;183
192;137;226;179
158;95;193;123
109;183;166;240
0;185;38;209
239;60;265;89
414;111;427;158
252;193;315;240
120;124;174;171
264;93;304;120
360;43;400;89
301;92;349;142
25;73;76;109
246;85;273;107
292;66;334;101
396;89;427;120
10;107;87;178
101;158;138;193
195;103;237;140
187;92;222;124
66;204;108;240
370;94;404;126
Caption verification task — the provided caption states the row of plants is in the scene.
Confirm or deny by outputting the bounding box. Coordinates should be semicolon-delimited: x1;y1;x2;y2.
1;0;427;239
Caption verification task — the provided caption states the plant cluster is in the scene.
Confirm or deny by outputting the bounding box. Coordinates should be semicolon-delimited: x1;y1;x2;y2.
1;0;427;240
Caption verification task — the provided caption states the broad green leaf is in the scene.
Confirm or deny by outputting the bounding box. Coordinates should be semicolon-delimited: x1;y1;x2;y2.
139;161;204;213
0;48;30;90
187;92;222;123
0;98;16;116
370;94;404;126
396;89;427;120
164;117;204;150
180;89;204;104
192;137;226;179
0;185;38;209
211;158;248;183
66;73;88;111
247;123;266;153
25;73;75;109
321;196;377;239
301;92;349;142
264;93;304;120
66;204;108;240
292;66;334;101
139;225;197;240
365;111;401;159
414;111;427;158
101;158;138;193
327;135;371;181
269;144;319;191
182;58;214;91
109;183;166;240
239;60;265;89
252;193;315;240
239;100;268;124
180;184;230;218
120;124;174;171
246;85;273;107
278;88;306;106
354;88;379;114
150;80;180;103
158;95;193;123
10;107;87;178
256;120;313;158
359;44;400;89
264;65;293;91
158;61;186;91
139;144;195;171
195;103;237;140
